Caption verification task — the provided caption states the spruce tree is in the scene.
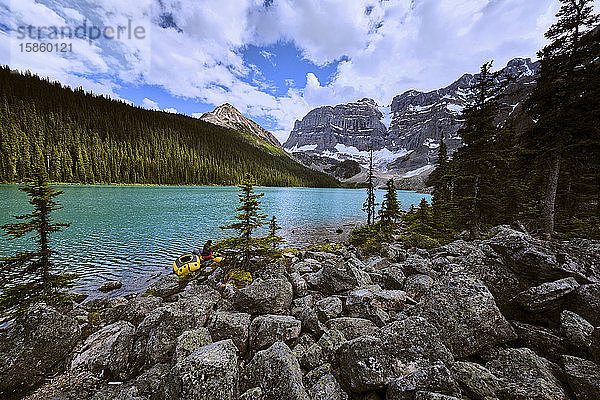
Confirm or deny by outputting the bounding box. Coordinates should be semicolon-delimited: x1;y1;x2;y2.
379;178;400;226
219;176;267;266
0;172;76;315
363;149;378;226
525;0;599;238
427;133;453;236
449;61;504;237
268;216;283;249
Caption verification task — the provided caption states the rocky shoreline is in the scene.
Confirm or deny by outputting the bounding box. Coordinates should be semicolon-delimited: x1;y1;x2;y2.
1;225;599;400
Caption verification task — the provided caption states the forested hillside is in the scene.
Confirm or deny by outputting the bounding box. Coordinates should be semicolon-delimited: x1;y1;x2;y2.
0;67;338;187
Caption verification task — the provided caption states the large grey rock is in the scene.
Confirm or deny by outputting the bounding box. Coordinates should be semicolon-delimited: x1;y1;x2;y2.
516;277;580;313
242;342;310;400
383;264;406;290
173;339;238;400
338;316;453;392
382;244;408;263
570;284;600;325
296;306;324;336
403;274;434;301
288;272;308;298
304;363;333;389
306;261;371;295
0;304;80;397
315;296;343;321
562;355;600;400
175;328;213;363
511;321;567;363
366;256;391;271
98;280;122;292
326;317;378;340
486;348;568;400
454;246;524;312
345;286;406;325
249;315;301;351
560;310;594;350
134;362;178;400
386;362;460;400
450;361;504;400
299;329;346;370
414;267;516;358
71;320;135;380
402;256;437;277
232;278;293;315
25;369;103;400
291;295;314;317
592;329;600;364
131;290;218;369
299;342;326;370
316;329;346;361
121;296;163;325
207;311;251;354
149;274;181;298
485;227;592;285
175;284;222;326
307;373;348;400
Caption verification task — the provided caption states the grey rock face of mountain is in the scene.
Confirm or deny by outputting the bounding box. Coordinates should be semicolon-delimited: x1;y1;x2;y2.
285;98;387;153
201;103;282;148
284;58;540;185
387;57;539;174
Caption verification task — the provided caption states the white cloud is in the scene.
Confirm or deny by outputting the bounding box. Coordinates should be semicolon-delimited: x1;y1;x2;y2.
163;107;177;113
1;0;568;144
142;97;159;110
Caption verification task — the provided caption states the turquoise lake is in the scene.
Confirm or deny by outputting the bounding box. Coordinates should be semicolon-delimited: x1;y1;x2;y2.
0;184;430;295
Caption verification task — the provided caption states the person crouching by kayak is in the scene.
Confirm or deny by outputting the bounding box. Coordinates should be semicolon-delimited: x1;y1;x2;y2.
201;240;214;261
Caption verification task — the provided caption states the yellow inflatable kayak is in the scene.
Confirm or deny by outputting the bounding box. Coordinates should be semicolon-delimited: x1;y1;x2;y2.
173;254;224;277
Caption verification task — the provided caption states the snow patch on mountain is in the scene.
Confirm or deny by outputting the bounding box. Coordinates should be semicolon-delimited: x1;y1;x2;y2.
379;105;392;128
402;164;435;178
287;144;318;152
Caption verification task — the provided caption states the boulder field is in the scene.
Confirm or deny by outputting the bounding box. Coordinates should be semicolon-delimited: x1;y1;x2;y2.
2;226;600;400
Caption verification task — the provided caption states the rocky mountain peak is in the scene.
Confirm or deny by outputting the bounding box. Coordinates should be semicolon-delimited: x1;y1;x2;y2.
284;57;542;187
201;104;281;148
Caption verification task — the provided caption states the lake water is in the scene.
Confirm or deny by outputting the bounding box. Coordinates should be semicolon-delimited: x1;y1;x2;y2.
0;184;430;296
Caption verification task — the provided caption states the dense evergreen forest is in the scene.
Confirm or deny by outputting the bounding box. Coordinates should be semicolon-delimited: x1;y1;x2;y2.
425;5;599;240
0;67;338;187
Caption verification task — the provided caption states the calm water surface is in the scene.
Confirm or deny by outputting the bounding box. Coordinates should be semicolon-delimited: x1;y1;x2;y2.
0;184;430;296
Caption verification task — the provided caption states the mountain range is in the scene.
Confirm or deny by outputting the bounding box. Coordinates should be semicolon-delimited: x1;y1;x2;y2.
283;57;541;188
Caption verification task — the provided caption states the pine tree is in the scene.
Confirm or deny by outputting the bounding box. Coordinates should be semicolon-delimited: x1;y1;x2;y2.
525;0;599;238
363;149;378;226
219;176;267;266
268;216;283;249
427;133;453;236
448;61;503;237
0;171;76;315
379;178;400;226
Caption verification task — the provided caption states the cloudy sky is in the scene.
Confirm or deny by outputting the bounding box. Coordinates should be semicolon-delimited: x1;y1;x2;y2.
1;0;596;143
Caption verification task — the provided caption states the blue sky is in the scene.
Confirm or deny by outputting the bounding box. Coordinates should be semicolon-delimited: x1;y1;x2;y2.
1;0;597;143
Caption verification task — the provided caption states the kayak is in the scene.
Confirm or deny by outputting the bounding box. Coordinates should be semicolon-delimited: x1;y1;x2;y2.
173;253;224;277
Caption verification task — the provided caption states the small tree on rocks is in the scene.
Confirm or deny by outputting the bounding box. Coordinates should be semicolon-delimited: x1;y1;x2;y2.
219;176;267;267
0;172;77;316
379;178;401;226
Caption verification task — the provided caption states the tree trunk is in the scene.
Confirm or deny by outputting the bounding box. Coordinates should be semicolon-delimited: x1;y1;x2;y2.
541;151;561;238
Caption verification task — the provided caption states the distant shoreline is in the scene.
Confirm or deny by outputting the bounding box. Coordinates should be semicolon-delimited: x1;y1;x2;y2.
1;181;430;194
